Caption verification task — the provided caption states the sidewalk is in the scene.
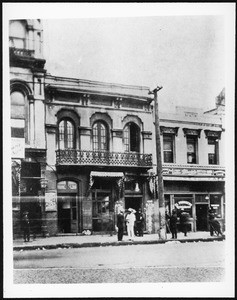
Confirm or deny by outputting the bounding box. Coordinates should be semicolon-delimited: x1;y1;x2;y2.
13;231;225;251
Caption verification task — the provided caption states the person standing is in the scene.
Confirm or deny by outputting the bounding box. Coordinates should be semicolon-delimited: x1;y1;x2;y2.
170;209;178;239
180;210;190;237
136;208;145;237
125;208;136;241
22;211;30;242
116;209;125;241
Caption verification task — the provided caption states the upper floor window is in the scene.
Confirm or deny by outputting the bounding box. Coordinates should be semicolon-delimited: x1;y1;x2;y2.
92;121;108;151
208;137;219;165
58;119;75;149
9;21;26;49
163;134;174;163
187;136;197;164
11;91;25;118
124;122;140;152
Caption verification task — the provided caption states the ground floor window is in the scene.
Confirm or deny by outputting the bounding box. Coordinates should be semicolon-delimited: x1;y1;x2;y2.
92;189;114;232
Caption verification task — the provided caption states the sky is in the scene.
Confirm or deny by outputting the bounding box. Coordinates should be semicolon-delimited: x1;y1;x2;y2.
43;15;225;112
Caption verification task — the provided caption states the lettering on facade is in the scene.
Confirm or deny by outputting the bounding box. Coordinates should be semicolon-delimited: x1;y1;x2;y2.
11;138;25;158
175;200;192;209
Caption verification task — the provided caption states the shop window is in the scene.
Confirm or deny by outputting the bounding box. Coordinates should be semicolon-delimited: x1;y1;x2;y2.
124;122;140;152
174;196;193;217
58;119;75;149
187;136;197;164
92;121;108;151
210;195;222;218
163;134;174;163
208;138;219;165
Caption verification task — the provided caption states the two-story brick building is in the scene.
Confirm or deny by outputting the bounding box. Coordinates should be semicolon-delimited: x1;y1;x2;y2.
10;19;225;237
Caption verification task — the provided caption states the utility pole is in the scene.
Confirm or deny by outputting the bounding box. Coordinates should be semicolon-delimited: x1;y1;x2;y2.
150;86;166;240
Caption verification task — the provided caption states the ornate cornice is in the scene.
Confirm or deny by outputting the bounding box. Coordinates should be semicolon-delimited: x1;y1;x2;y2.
160;126;179;136
183;128;202;138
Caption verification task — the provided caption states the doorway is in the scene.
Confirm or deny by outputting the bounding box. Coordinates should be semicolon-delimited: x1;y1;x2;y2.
196;204;208;231
125;197;142;212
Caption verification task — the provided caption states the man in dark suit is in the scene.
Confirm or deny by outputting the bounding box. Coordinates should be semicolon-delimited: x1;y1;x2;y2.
116;209;125;241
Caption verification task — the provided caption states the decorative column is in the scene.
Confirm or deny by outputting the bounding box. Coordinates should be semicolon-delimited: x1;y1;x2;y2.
28;95;35;146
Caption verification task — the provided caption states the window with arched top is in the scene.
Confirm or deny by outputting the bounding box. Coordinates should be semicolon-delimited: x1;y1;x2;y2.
92;121;108;151
11;91;25;118
58;119;75;149
124;122;140;152
9;21;26;49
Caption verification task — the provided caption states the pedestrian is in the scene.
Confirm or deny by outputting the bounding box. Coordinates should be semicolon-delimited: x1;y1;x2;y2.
165;210;171;234
170;209;178;239
135;208;145;237
208;207;222;236
180;210;189;237
208;207;215;236
125;208;136;241
116;209;125;241
22;211;30;242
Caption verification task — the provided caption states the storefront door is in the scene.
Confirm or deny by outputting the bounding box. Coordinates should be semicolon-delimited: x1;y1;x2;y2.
196;204;208;231
125;197;142;212
57;181;79;233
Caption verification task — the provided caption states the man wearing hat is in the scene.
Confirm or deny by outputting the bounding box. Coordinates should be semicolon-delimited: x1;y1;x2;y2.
116;208;125;241
22;211;30;242
125;208;136;241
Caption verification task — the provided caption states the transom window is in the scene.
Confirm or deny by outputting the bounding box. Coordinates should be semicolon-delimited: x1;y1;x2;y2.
124;122;140;152
58;119;75;149
92;121;108;151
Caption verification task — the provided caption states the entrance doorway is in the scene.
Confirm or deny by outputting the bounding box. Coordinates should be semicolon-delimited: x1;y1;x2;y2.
196;204;208;231
125;197;142;212
57;180;79;233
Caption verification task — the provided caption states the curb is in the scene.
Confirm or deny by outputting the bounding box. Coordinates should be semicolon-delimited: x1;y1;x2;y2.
13;236;225;251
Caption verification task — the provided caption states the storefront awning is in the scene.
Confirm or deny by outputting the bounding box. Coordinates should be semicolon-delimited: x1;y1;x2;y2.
90;171;124;178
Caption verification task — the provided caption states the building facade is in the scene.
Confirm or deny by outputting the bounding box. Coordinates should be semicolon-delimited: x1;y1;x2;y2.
10;19;225;237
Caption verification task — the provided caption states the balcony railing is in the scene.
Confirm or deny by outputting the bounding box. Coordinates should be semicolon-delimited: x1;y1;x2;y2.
10;47;35;57
56;149;153;168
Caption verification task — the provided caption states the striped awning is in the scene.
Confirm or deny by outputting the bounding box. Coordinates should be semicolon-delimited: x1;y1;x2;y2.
90;171;124;178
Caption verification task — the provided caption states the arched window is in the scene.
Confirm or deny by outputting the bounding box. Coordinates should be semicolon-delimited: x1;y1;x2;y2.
11;91;25;118
9;21;26;49
92;121;108;151
124;122;140;152
58;119;75;149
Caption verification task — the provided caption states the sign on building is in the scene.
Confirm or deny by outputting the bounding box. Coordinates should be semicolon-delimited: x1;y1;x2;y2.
11;138;25;158
45;192;57;211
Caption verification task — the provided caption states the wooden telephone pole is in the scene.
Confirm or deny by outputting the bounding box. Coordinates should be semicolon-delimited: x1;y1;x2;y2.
150;86;167;240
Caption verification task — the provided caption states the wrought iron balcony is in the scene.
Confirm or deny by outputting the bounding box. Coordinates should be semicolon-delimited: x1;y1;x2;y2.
56;149;153;168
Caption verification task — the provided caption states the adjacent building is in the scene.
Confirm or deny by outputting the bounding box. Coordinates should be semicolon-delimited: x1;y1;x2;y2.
10;19;225;237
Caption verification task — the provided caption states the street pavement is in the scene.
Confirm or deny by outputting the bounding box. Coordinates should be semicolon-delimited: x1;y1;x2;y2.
13;231;225;251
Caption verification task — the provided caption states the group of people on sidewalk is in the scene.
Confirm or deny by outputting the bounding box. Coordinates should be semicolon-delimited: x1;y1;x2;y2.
116;208;145;242
165;209;190;239
165;207;223;240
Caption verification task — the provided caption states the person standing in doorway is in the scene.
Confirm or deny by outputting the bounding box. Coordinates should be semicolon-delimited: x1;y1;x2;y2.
170;209;178;239
22;211;30;242
125;208;136;241
136;208;145;237
116;209;125;241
